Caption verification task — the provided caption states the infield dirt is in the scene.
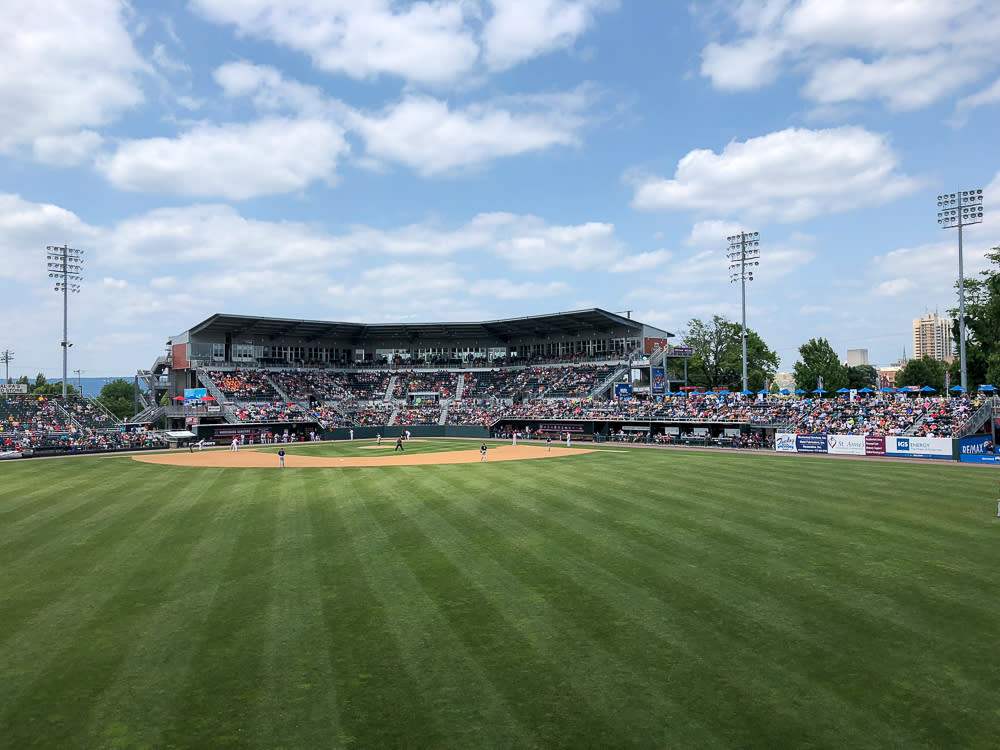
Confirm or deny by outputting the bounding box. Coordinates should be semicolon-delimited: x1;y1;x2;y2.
132;443;591;468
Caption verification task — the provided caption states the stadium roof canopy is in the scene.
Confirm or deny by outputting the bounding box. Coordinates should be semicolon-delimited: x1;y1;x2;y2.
176;309;671;345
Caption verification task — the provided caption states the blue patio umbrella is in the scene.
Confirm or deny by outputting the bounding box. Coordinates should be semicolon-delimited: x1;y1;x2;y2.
779;388;791;395
858;387;874;393
717;390;730;395
757;389;769;395
878;386;895;393
813;388;827;394
741;389;754;396
918;385;936;392
794;388;807;394
949;385;966;392
835;387;850;393
979;384;997;392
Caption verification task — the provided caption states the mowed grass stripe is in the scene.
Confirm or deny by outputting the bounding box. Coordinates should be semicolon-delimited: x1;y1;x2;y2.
305;477;446;748
480;456;996;748
160;471;278;748
445;465;930;747
336;468;534;749
251;469;343;748
0;469;236;745
78;472;271;748
382;468;726;749
0;460;154;556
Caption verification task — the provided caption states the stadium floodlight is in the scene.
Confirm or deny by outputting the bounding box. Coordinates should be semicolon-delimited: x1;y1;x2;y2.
0;349;12;382
46;244;84;399
937;189;984;391
727;231;760;393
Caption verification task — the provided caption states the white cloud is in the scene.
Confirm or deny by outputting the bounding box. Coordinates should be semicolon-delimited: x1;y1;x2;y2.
685;219;743;249
700;37;787;91
351;91;587;176
97;117;348;199
213;62;335;118
483;0;617;72
609;249;672;273
875;278;917;297
467;278;570;299
630;126;920;222
190;0;480;86
99;204;357;268
699;0;1000;111
800;304;831;314
804;52;981;112
0;0;147;154
190;0;615;87
32;130;104;166
953;76;1000;125
0;194;97;282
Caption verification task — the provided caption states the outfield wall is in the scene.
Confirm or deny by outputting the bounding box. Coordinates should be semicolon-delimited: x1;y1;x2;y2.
775;433;959;460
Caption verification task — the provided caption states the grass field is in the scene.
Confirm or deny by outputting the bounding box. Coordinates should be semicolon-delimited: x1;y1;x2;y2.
2;439;999;749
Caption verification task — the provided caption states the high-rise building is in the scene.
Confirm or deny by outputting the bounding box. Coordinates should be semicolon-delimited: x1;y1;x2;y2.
912;312;954;361
846;349;869;367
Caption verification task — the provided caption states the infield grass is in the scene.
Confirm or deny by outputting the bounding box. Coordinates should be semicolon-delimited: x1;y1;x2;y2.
2;440;999;749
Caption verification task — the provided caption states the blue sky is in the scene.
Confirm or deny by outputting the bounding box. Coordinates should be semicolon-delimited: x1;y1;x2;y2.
2;0;999;378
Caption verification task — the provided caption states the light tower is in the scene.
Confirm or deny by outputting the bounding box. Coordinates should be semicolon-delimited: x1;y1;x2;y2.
727;231;760;392
46;245;84;399
937;189;984;390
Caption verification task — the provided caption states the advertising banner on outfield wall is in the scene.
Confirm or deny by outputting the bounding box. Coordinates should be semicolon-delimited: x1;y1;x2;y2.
865;436;886;456
885;436;952;459
775;433;797;452
795;434;828;453
827;434;865;455
959;436;1000;463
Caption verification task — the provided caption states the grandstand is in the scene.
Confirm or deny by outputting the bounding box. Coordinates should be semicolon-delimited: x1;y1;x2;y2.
127;308;996;451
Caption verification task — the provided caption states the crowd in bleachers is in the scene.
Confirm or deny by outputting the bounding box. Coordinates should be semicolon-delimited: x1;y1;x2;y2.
1;396;164;453
393;371;455;399
395;406;441;425
275;369;351;402
206;369;280;400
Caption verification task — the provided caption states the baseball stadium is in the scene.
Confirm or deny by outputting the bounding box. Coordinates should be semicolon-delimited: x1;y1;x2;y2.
3;308;1000;749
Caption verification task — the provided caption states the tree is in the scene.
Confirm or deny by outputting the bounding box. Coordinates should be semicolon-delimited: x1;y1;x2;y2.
894;355;947;392
947;245;1000;389
98;378;139;420
31;380;79;397
793;338;847;393
682;316;778;391
845;364;877;390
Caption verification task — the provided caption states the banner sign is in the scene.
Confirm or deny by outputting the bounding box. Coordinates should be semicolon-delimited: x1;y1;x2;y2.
795;434;828;453
775;433;797;452
885;436;952;459
0;384;28;394
958;435;999;463
539;423;584;433
614;384;633;399
651;367;665;395
644;337;671;355
183;388;207;401
864;436;886;456
671;346;693;357
827;434;865;455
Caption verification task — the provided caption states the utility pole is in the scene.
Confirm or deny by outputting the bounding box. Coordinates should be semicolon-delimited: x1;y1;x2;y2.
0;349;12;382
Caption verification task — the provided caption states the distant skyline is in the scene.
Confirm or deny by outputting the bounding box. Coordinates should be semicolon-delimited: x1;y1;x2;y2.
2;1;998;377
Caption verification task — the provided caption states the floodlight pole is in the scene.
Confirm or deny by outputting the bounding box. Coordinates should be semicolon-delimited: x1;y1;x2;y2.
46;245;84;399
0;349;12;382
937;189;984;391
727;231;761;392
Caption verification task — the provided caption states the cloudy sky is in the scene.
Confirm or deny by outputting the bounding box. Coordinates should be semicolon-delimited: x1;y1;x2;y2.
2;0;999;378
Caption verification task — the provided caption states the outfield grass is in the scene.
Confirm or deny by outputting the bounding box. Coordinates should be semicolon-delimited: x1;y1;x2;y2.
2;440;999;749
